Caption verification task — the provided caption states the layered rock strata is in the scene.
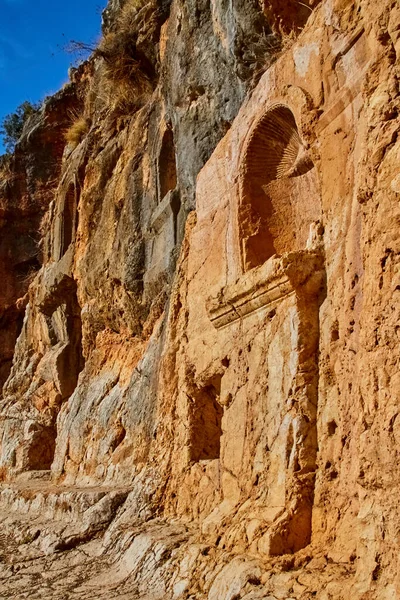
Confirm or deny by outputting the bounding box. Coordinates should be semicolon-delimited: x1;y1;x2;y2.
0;0;399;597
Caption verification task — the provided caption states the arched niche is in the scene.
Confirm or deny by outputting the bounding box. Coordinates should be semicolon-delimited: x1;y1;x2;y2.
59;183;78;259
239;104;321;271
158;128;177;202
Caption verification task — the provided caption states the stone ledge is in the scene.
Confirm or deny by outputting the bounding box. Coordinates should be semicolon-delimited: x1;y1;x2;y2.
0;482;131;524
207;250;325;329
16;470;52;483
149;189;180;234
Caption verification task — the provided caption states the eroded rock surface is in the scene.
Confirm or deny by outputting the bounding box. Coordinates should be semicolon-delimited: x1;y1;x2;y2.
0;0;399;597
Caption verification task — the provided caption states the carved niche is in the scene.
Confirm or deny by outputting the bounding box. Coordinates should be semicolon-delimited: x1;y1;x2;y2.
203;103;326;556
239;104;321;271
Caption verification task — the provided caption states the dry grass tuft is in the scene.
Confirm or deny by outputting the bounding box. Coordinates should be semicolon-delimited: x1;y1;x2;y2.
65;116;90;148
101;32;151;94
122;0;148;13
258;0;313;36
250;28;298;86
278;28;298;50
96;0;157;113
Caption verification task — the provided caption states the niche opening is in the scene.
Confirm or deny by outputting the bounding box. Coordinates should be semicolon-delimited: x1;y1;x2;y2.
60;183;78;258
26;424;57;471
158;128;177;202
239;104;321;270
27;284;85;472
189;379;223;462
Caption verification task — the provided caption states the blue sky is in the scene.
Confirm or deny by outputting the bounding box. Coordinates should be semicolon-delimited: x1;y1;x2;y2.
0;0;107;153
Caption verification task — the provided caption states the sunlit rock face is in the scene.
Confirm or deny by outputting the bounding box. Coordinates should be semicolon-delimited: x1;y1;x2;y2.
0;0;399;597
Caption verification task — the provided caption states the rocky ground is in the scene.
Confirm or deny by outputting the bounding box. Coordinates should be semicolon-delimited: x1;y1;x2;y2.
0;484;356;600
0;0;399;598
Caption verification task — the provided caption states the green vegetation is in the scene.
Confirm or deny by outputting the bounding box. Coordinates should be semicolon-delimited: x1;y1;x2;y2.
0;101;40;154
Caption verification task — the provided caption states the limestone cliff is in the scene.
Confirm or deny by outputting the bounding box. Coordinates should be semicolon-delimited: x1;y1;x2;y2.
0;0;399;598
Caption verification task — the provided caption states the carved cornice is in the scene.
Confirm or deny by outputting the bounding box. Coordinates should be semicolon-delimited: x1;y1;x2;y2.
207;250;324;329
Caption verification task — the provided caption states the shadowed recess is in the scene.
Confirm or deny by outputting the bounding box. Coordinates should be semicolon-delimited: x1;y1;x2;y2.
158;128;177;202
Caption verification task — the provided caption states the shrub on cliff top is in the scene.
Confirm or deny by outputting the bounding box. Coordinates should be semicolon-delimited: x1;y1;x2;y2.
0;101;40;153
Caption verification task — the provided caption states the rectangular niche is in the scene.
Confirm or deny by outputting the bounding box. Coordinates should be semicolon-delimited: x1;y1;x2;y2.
189;381;223;462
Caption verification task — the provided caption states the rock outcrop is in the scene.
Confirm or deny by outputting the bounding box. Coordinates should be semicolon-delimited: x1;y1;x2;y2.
0;0;399;598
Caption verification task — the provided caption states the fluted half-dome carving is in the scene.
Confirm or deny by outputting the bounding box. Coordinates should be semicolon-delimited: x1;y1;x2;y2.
243;105;309;183
239;104;321;270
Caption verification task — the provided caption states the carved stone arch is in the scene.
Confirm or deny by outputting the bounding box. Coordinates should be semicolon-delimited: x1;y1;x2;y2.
238;103;321;271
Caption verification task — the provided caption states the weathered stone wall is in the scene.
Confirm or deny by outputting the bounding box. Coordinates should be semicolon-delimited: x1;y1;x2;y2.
0;0;399;597
0;88;78;392
0;0;271;482
152;2;400;588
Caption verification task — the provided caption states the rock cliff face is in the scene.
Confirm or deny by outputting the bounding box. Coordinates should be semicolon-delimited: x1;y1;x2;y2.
0;0;399;598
